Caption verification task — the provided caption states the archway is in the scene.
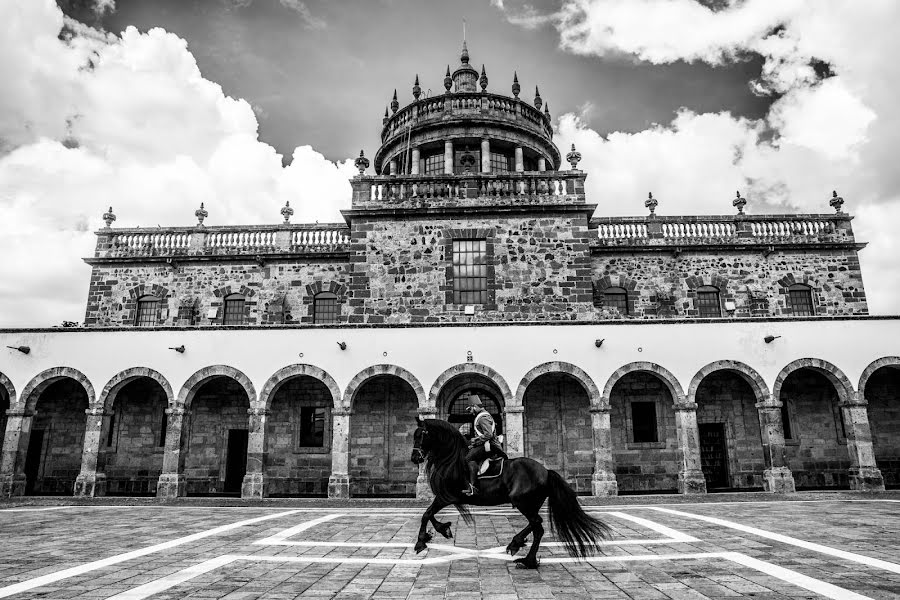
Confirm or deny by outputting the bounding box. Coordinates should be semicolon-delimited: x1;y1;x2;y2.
349;375;419;497
182;375;252;496
522;372;592;493
609;371;678;493
436;370;507;440
862;363;900;488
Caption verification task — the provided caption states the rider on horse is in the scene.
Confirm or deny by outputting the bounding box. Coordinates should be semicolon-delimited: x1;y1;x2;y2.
462;395;504;496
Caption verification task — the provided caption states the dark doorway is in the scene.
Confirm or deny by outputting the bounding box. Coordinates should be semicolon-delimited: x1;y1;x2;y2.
24;429;45;495
699;423;729;489
223;429;248;494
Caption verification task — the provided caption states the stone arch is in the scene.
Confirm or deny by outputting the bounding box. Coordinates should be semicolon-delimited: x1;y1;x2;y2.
176;365;256;409
602;362;686;407
343;365;427;410
687;360;769;404
21;367;96;412
98;367;175;413
0;371;16;407
260;364;341;410
514;362;601;408
427;363;513;411
772;358;854;404
858;357;900;399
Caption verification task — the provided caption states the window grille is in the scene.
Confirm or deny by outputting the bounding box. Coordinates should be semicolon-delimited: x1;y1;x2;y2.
298;406;325;447
696;286;721;318
447;392;502;438
424;154;444;175
452;239;488;304
631;401;658;443
788;284;815;316
177;303;195;325
223;294;245;325
604;287;628;315
489;152;511;174
135;297;159;327
313;292;339;324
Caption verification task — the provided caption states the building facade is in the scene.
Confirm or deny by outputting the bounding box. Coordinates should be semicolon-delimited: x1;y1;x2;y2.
1;45;898;500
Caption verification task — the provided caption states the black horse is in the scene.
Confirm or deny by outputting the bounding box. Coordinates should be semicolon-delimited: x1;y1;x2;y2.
410;417;611;568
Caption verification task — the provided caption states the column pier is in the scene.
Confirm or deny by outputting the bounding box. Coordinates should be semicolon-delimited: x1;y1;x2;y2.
157;407;188;499
0;409;32;497
590;405;617;496
389;159;398;176
411;147;421;175
74;407;107;497
503;406;524;458
444;140;454;174
242;408;268;499
537;157;546;172
675;402;707;494
480;139;491;173
841;394;885;491
755;397;796;493
416;409;437;500
328;408;351;499
514;147;524;172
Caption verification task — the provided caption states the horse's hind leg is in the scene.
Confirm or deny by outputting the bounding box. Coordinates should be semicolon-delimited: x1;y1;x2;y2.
430;514;453;539
506;523;532;556
513;508;544;569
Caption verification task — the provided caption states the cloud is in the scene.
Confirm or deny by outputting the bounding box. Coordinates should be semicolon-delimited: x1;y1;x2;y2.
0;0;349;326
279;0;326;29
500;0;900;314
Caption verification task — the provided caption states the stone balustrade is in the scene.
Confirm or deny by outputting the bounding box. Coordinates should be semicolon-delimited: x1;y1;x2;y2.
592;215;857;247
92;224;351;260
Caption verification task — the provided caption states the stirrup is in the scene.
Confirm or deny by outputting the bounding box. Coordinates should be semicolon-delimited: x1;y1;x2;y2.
462;483;478;496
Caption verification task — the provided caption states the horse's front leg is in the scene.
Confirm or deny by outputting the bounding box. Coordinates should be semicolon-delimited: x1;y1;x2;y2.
415;498;448;553
506;523;532;556
514;510;544;569
429;513;453;539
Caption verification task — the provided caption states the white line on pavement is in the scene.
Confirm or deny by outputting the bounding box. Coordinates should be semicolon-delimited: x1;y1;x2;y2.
252;513;343;544
607;511;700;543
106;555;239;600
649;506;900;575
0;509;302;599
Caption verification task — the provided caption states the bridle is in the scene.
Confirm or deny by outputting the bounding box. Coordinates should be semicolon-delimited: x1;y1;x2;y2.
412;426;429;462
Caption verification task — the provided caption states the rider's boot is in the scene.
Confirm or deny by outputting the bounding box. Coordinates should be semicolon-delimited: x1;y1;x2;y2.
463;461;479;496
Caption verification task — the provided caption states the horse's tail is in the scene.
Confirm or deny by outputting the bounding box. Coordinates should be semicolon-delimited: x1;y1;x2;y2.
454;503;474;526
546;470;611;558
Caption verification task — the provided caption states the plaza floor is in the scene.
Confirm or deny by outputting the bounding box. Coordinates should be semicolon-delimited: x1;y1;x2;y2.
0;495;898;599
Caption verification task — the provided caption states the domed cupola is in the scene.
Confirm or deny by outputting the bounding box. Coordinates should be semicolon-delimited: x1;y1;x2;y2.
452;40;479;92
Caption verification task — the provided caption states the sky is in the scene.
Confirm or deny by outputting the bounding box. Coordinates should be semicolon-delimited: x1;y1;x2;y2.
0;0;898;326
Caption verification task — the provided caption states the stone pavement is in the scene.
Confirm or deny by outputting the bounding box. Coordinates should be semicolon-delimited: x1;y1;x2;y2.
0;497;898;599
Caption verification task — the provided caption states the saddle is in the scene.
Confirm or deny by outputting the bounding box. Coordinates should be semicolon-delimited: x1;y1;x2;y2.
477;456;505;478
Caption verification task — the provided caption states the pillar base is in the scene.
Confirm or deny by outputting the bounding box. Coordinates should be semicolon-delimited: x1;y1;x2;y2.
328;474;349;499
762;467;796;493
156;473;186;499
677;471;707;495
850;467;885;491
416;473;433;500
74;472;106;497
591;478;618;497
241;473;267;500
0;474;26;498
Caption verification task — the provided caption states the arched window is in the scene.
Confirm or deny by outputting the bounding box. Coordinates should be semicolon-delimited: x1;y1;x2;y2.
313;292;339;324
135;296;159;327
223;294;245;325
696;286;721;318
788;284;815;316
603;287;628;315
447;391;503;438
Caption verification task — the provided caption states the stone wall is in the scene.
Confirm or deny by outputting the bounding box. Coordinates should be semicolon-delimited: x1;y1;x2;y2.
347;213;594;323
781;369;851;488
84;260;350;326
267;376;333;496
695;372;766;489
103;379;167;495
592;248;868;318
609;372;680;492
865;367;900;487
183;377;251;495
523;374;593;493
349;376;419;496
30;379;88;494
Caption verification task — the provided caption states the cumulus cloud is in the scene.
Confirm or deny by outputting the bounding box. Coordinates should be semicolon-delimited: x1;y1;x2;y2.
0;0;351;326
497;0;900;314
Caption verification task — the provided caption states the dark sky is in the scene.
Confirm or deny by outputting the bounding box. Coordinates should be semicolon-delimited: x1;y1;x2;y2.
65;0;771;164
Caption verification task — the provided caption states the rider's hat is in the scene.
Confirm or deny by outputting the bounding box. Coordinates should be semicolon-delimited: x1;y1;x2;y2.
467;394;483;408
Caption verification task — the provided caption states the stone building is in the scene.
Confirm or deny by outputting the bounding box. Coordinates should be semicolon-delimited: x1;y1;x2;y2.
1;44;898;500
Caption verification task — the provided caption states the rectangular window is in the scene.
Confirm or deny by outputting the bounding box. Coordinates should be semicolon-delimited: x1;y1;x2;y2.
313;294;339;324
424;154;444;175
789;288;814;316
489;152;511;174
631;401;658;443
452;239;488;304
697;291;721;317
135;299;159;327
298;406;325;447
223;298;245;325
604;290;628;315
177;304;195;325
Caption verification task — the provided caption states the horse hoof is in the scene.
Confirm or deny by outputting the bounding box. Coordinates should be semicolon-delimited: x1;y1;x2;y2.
414;541;427;554
505;545;519;556
436;523;453;539
514;557;539;569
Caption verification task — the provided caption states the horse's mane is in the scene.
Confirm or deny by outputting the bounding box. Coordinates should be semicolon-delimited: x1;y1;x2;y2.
423;419;474;524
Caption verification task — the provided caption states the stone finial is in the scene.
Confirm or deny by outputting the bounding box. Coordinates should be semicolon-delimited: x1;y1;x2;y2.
512;71;520;98
544;102;550;120
390;89;399;113
444;65;452;92
102;206;116;228
534;86;542;110
565;144;581;170
830;190;845;214
479;65;488;92
412;74;421;100
733;190;747;215
383;107;389;126
354;150;370;175
645;192;658;216
280;200;294;224
195;202;208;226
461;39;470;64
